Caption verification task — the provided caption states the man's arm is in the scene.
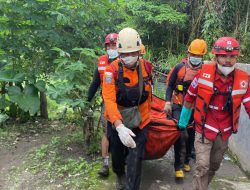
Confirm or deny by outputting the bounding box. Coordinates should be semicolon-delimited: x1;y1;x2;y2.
178;75;199;129
87;68;101;102
166;64;184;102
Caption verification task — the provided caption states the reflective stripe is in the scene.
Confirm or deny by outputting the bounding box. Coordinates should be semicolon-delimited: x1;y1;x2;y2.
204;124;219;133
208;105;219;110
187;90;197;97
232;89;247;96
208;105;224;110
98;66;106;71
224;126;232;132
243;97;250;103
198;78;213;88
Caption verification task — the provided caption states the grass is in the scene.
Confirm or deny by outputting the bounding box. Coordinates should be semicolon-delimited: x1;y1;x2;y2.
27;129;102;189
4;120;104;190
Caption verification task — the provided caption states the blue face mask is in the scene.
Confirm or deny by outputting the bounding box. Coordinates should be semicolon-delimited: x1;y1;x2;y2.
107;49;119;59
189;56;202;66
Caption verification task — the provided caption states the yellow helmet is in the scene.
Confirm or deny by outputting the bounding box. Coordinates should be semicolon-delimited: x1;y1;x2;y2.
117;27;141;53
188;39;207;55
140;44;146;55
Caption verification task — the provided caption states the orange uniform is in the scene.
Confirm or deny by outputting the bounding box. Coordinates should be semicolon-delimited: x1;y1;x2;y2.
102;58;152;129
97;55;109;85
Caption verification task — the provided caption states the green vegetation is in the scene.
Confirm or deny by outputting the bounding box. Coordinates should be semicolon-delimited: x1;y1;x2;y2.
0;0;250;120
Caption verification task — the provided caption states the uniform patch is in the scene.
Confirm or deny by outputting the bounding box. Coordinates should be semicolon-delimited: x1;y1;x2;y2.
100;61;106;65
240;80;247;88
191;78;198;88
202;73;211;78
104;72;113;84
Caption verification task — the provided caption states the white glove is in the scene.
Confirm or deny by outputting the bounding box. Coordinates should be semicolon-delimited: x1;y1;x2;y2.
116;124;136;148
164;102;172;116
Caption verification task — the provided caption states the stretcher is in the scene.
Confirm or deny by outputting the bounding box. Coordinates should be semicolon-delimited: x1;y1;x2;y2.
144;95;181;160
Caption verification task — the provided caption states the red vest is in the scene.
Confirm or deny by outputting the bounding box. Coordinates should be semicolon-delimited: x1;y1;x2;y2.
98;55;109;84
194;63;249;135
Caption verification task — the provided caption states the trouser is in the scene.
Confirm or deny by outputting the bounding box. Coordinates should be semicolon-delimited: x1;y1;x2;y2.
193;133;228;190
107;122;148;190
172;104;195;170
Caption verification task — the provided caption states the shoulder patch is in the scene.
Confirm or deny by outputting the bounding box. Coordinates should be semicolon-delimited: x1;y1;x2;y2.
240;80;248;88
104;72;113;84
191;77;198;88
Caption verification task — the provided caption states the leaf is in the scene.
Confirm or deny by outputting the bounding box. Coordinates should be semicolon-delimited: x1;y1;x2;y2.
0;96;11;109
8;85;40;115
0;113;9;124
72;48;97;58
35;80;46;92
0;71;25;82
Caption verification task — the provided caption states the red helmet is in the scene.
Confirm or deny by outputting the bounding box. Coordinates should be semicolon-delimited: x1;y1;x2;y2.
105;33;118;45
212;37;240;55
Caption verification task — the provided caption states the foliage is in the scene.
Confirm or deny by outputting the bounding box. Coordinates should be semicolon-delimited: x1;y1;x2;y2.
47;47;97;109
0;0;250;122
202;11;223;49
155;51;186;72
0;0;122;119
238;32;250;62
120;0;188;58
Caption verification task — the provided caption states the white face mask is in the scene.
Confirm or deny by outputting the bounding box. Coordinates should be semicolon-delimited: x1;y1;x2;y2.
122;56;138;68
107;49;118;59
217;64;235;76
189;56;202;66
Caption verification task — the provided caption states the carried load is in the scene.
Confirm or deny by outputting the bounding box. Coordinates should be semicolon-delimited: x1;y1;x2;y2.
144;95;181;160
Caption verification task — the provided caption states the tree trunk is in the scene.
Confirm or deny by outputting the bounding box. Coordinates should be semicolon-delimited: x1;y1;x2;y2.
176;27;179;50
189;0;207;42
40;92;48;119
245;0;250;33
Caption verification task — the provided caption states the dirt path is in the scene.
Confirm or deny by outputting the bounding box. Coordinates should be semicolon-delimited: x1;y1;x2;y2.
1;131;250;190
0;131;59;189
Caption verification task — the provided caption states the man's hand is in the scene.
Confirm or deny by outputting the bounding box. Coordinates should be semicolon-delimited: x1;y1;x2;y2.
116;124;136;148
164;102;172;116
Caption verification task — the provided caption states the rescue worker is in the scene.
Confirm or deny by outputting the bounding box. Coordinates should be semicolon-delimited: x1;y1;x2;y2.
139;44;146;58
178;37;250;190
102;27;152;190
164;39;207;178
87;33;118;177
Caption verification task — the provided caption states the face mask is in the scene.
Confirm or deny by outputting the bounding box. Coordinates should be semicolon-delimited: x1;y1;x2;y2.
217;64;235;76
122;56;138;68
107;49;118;59
189;56;202;66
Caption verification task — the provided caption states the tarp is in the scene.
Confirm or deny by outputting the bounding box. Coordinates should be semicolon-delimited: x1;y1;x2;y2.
144;95;180;160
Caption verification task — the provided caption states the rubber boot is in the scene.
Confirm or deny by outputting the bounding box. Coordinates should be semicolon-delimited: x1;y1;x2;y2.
98;165;109;177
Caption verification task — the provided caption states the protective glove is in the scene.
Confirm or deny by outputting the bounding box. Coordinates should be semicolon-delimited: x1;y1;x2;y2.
178;106;192;130
116;124;136;148
164;102;172;117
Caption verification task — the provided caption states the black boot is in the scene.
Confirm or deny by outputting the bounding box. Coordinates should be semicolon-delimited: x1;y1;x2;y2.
116;174;126;190
98;165;109;177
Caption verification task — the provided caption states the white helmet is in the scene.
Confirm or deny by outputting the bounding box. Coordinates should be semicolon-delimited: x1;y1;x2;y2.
117;27;141;53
